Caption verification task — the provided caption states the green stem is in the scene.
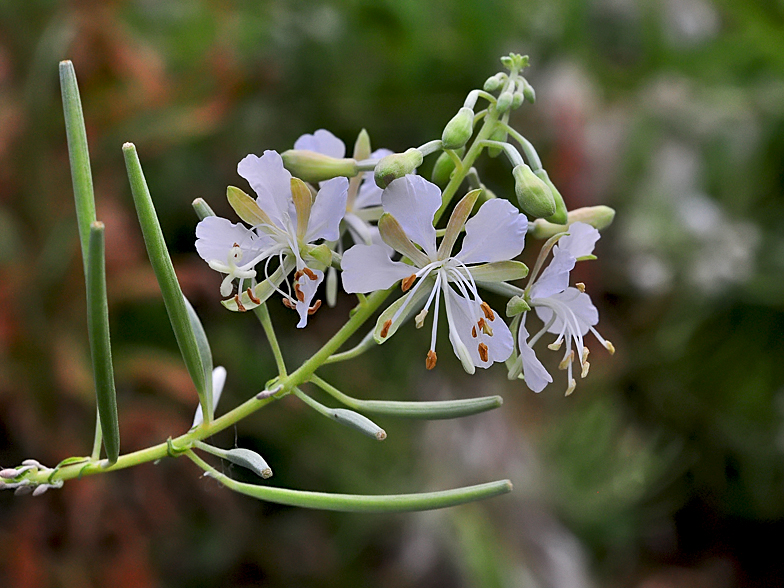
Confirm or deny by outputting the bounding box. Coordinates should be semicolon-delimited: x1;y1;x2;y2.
323;328;375;364
309;374;503;420
186;449;512;513
499;122;543;171
254;304;287;377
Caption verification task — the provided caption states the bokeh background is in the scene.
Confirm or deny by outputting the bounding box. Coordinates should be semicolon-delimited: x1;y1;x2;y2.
1;0;783;586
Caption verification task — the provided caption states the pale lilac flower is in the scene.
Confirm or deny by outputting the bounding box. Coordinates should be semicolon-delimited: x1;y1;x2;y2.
195;150;348;326
295;128;392;246
342;175;529;374
511;222;614;395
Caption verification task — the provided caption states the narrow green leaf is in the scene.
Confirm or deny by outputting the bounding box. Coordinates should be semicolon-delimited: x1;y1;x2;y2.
59;60;96;272
311;374;503;419
122;143;207;419
86;222;120;464
188;450;512;513
184;297;213;423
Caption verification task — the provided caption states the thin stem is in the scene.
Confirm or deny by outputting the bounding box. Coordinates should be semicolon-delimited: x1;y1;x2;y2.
254;304;287;377
186;449;513;513
309;374;503;420
499;122;543;171
324;328;376;364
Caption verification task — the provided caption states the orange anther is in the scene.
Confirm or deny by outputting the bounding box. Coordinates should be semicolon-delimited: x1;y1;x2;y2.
426;350;437;370
401;274;417;292
247;288;261;304
480;301;495;321
307;299;322;315
302;267;318;280
380;319;392;338
478;343;489;362
234;294;246;312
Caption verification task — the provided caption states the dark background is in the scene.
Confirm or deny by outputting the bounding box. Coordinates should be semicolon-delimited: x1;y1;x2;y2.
1;1;783;586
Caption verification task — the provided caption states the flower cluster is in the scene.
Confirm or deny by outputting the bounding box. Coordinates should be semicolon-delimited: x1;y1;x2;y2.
194;128;614;395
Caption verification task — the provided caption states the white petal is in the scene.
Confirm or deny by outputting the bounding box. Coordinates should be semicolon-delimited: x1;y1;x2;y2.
535;287;598;336
445;288;513;370
192;366;227;427
457;199;528;264
530;248;575;299
518;322;553;393
354;149;393;210
306;177;348;242
195;216;270;265
294;268;324;328
237;151;292;228
558;222;600;259
341;243;414;293
294;129;346;159
381;175;440;258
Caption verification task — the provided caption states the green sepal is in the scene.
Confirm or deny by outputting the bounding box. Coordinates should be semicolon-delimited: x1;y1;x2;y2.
506;295;531;317
183;297;213;425
303;243;332;270
373;278;434;344
222;255;296;312
467;260;528;283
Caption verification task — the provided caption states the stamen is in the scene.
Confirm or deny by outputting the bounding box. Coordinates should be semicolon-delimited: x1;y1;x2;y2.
294;283;305;302
294;269;303;280
548;340;562;351
307;300;322;315
247;288;261;304
558;350;574;370
478;343;489;362
480;301;495;321
582;346;590;363
472;326;477;338
477;317;486;331
426;350;437;370
282;298;295;309
565;378;577;396
415;309;428;329
234;294;247;312
581;361;590;378
401;274;417;292
605;341;616;355
480;320;493;336
302;267;318;280
576;282;586;293
380;319;392;338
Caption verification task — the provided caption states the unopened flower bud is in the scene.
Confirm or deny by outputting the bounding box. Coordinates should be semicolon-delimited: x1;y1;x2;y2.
520;78;535;103
513;164;556;218
534;169;567;225
441;107;475;150
331;409;387;441
506;295;531;317
487;127;508;158
431;147;464;187
483;73;506;92
281;149;358;183
528;205;617;239
353;128;371;161
496;91;514;113
374;148;423;188
512;91;524;109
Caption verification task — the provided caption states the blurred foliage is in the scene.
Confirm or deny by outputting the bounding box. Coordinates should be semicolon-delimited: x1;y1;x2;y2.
1;0;784;587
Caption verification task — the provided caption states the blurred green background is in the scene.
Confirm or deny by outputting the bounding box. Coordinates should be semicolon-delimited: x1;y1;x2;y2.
1;0;783;586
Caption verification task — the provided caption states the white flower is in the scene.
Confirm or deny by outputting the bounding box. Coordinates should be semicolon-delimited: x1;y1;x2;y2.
195;150;348;327
511;222;614;395
295;129;392;246
342;175;529;373
192;366;227;428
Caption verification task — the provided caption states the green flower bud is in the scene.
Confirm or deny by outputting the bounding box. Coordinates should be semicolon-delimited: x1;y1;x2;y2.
483;72;506;92
528;205;616;239
521;78;536;103
442;107;475;150
281;149;358;183
353;128;371;161
431;147;465;187
512;92;524;109
496;91;514;113
374;148;424;188
303;243;333;269
513;164;556;218
487;127;508;158
506;295;531;317
534;169;567;225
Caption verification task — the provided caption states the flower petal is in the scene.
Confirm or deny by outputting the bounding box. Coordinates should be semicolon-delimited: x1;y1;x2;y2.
306;176;348;242
445;288;513;370
237;151;292;228
192;366;227;428
457;198;528;264
354;148;393;209
222;255;297;312
518;321;553;393
534;287;598;337
529;247;575;299
294;268;324;328
294;129;346;159
381;175;440;258
341;243;414;293
557;222;600;259
195;216;270;265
